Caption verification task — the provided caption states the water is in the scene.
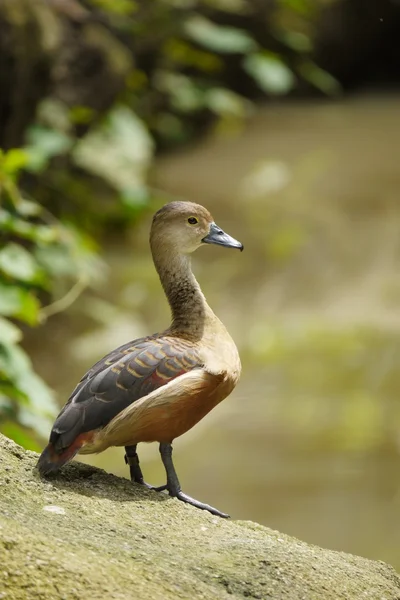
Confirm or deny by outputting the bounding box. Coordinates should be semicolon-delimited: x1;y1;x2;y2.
29;95;400;570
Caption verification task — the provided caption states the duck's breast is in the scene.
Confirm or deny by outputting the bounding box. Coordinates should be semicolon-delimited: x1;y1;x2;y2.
200;320;241;389
83;368;230;448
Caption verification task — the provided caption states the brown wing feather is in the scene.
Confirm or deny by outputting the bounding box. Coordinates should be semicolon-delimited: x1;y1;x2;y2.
48;335;203;453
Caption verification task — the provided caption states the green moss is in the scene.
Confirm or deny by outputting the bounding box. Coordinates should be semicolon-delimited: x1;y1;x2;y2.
0;434;399;600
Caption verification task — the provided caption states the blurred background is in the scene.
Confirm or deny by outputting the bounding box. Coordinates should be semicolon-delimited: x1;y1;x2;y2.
1;0;400;571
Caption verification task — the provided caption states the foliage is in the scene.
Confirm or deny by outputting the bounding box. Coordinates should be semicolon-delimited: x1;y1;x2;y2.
0;149;102;448
122;0;339;146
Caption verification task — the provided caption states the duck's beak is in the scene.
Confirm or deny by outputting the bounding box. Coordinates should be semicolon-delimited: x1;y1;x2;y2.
202;222;243;251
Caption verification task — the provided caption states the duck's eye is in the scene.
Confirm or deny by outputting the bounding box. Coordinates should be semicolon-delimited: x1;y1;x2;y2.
188;217;198;225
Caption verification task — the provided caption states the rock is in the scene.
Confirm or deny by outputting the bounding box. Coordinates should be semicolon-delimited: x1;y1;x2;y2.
0;433;399;600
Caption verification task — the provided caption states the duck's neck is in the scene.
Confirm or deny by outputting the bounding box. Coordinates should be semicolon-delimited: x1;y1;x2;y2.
153;251;213;339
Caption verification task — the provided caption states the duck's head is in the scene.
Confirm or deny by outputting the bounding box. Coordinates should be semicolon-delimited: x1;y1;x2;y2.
151;201;243;255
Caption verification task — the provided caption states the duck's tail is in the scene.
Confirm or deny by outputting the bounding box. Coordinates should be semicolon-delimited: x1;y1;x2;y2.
37;444;70;476
36;439;84;476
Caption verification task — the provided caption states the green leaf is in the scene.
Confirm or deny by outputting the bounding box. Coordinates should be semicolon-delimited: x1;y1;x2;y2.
154;72;205;113
26;126;73;156
2;149;29;176
277;0;314;16
24;126;73;171
243;52;295;95
69;105;95;125
0;284;23;317
185;16;257;54
73;106;153;194
23;148;49;173
15;198;43;217
16;222;58;244
0;317;22;344
34;244;77;279
0;243;46;285
35;226;105;287
276;31;312;53
16;292;40;325
121;186;149;211
299;61;341;95
89;0;137;15
37;98;71;132
0;210;59;244
205;87;251;117
163;39;222;72
0;282;40;325
0;342;56;414
153;113;188;143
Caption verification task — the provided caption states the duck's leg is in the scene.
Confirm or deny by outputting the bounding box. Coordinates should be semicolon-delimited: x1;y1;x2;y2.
159;442;229;518
124;445;167;491
125;444;146;484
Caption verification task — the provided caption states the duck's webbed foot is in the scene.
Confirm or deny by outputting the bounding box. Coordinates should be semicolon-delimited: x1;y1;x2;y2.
173;490;230;518
159;442;230;519
124;445;167;491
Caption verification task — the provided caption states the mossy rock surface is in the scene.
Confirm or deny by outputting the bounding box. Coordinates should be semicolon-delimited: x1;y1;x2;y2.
0;434;399;600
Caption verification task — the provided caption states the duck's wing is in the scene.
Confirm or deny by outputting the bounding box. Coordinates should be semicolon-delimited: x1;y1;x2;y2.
38;335;203;471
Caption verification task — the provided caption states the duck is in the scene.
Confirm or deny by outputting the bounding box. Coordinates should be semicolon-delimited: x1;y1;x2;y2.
37;201;243;518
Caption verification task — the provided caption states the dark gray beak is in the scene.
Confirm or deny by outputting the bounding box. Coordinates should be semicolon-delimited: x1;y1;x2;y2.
202;222;243;251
